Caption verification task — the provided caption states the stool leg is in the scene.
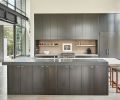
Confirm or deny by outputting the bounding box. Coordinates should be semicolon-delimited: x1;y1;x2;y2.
116;71;118;93
112;69;114;88
110;67;112;85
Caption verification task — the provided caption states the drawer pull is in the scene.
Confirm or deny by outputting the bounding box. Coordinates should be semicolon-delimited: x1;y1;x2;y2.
90;66;94;69
16;66;20;68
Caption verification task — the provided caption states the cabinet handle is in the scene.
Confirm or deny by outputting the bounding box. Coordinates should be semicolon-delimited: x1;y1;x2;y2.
108;49;109;55
65;66;69;68
105;49;107;55
70;66;73;69
41;66;44;68
16;66;20;68
90;66;94;69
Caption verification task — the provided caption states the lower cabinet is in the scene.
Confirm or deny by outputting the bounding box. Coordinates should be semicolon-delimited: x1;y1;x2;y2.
82;64;108;95
20;64;33;94
7;64;33;94
7;62;108;95
33;64;57;94
70;65;82;95
7;64;21;94
57;64;70;94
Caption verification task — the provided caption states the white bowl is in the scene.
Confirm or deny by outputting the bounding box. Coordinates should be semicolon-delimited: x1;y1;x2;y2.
44;51;49;55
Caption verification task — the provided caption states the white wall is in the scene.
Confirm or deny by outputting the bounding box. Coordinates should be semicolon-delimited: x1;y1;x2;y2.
30;0;118;57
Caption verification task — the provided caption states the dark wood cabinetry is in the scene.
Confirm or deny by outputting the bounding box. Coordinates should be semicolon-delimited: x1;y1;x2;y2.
57;64;70;94
83;14;99;39
7;61;108;95
70;65;82;94
21;64;33;94
7;64;33;94
33;64;57;94
7;65;21;94
82;64;108;95
82;64;96;95
34;14;99;40
50;15;58;39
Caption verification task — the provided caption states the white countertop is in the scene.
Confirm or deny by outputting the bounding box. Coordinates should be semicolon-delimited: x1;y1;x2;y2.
75;54;98;56
103;58;120;66
3;57;120;66
35;53;98;57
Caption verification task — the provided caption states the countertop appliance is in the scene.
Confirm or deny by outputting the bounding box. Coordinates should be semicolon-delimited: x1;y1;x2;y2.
60;53;75;58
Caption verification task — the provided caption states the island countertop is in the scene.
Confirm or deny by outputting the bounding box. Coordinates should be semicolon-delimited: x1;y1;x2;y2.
2;57;120;66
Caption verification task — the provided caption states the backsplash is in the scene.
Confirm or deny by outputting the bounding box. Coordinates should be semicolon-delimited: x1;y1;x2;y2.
35;40;97;54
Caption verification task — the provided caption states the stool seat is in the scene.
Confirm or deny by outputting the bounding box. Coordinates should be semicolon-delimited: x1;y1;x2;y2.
112;68;120;71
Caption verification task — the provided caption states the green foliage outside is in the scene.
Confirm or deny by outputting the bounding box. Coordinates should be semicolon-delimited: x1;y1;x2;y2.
4;26;14;56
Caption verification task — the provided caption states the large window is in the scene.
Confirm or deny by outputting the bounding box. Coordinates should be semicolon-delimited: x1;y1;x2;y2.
0;0;26;15
8;0;15;9
4;26;14;58
16;17;26;56
1;0;27;57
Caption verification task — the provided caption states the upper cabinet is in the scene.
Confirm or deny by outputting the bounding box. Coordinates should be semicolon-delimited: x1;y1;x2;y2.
42;15;51;39
35;15;43;40
57;15;66;39
83;14;99;39
35;14;114;40
99;14;115;33
50;15;58;39
74;15;83;39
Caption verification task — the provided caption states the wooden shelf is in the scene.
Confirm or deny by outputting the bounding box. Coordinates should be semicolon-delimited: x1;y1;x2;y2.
38;45;59;47
76;45;96;47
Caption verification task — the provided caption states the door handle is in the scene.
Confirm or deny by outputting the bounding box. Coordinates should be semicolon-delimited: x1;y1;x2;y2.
107;49;109;55
105;49;107;55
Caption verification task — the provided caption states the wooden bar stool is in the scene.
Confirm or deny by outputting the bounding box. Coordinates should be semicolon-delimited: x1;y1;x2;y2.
112;68;120;93
109;66;118;86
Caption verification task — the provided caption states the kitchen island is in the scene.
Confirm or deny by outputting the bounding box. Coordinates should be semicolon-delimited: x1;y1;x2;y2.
3;57;108;95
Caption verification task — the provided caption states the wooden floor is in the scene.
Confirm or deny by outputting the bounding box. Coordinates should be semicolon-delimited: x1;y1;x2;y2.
0;86;118;100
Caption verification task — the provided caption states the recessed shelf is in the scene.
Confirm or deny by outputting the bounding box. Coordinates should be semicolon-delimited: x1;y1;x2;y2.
38;45;59;47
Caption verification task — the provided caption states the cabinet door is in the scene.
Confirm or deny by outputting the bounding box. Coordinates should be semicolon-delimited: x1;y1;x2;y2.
70;65;82;94
99;32;109;57
99;14;109;32
94;65;108;95
57;65;70;94
33;65;47;94
34;15;43;40
42;15;51;39
7;64;21;94
66;15;76;39
74;15;83;39
50;15;58;39
57;15;66;39
33;64;57;95
83;14;99;39
21;65;33;94
46;65;57;94
82;64;96;95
